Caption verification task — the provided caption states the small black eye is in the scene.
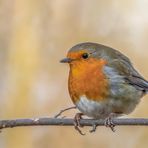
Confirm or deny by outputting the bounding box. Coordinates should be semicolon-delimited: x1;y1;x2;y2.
82;53;89;59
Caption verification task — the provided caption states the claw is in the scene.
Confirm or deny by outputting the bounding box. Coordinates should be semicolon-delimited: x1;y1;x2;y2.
104;117;115;132
74;113;85;135
89;124;97;133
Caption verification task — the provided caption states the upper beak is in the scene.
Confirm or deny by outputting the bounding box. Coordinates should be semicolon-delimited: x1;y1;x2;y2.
60;57;73;63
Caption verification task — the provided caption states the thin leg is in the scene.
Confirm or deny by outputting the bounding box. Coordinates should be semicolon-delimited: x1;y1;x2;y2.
54;106;76;118
74;113;85;135
89;124;97;133
104;112;122;132
104;116;115;132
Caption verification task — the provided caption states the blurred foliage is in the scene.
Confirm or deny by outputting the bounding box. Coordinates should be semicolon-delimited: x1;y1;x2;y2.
0;0;147;148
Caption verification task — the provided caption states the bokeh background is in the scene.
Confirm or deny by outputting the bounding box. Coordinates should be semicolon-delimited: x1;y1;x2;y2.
0;0;148;148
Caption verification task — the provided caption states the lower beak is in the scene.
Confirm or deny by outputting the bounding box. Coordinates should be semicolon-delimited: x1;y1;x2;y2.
60;58;72;63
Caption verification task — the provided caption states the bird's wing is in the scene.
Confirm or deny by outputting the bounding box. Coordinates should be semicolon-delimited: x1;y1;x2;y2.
108;59;148;93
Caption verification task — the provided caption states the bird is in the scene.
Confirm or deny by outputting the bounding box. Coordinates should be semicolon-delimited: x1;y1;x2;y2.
60;42;148;134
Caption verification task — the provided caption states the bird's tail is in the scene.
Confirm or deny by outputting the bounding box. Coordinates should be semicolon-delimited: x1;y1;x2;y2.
145;82;148;94
145;80;148;94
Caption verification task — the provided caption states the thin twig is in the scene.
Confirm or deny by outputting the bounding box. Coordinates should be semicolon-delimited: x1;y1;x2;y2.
0;118;148;130
54;106;76;118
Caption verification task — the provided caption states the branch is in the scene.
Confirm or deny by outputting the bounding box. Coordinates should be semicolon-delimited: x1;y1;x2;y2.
54;106;76;118
0;118;148;130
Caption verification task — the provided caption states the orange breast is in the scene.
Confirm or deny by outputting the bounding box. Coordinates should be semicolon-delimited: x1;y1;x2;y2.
68;58;109;103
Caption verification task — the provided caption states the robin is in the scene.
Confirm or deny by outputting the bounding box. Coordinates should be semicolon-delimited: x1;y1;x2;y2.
60;42;148;134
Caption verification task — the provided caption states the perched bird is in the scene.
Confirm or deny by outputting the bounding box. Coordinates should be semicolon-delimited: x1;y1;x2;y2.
60;42;148;134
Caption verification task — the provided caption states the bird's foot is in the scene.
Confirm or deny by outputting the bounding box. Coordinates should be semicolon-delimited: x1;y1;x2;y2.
104;115;116;132
89;124;97;133
74;113;85;135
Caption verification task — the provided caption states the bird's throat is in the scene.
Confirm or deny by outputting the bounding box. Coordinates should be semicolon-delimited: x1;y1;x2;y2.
68;58;109;103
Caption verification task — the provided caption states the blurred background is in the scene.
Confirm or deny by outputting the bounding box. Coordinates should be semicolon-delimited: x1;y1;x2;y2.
0;0;148;148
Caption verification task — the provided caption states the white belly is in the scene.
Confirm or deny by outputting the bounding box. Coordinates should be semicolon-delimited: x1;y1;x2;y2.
76;94;140;119
76;95;112;119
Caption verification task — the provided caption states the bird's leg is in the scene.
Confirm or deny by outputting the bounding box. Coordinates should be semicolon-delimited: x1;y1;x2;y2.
105;112;123;132
104;113;117;132
89;124;97;133
105;117;115;132
74;113;85;135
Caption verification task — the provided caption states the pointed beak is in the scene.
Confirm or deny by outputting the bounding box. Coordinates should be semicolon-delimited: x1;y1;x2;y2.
60;57;73;63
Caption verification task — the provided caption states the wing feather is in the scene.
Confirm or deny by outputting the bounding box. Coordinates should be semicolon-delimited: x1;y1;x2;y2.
108;59;148;93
